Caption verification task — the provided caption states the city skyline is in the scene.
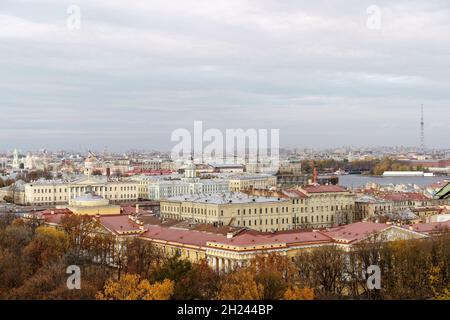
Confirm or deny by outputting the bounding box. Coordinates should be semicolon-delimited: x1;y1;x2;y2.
1;0;450;306
1;0;450;150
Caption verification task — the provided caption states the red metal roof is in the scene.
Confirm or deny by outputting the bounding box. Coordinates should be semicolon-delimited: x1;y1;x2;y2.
323;222;390;244
381;192;430;202
403;221;450;234
141;225;331;248
142;225;227;247
302;185;347;194
283;189;309;199
98;215;144;234
217;230;331;247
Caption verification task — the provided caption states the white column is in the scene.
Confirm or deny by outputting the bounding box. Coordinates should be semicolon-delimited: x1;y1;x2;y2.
207;257;211;268
225;259;230;273
212;257;217;271
218;258;223;273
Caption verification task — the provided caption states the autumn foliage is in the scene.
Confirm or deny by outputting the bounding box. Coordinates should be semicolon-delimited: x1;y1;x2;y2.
96;274;174;300
0;213;449;300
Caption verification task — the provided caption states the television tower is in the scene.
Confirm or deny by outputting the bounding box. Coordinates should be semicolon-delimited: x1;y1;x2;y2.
420;104;425;154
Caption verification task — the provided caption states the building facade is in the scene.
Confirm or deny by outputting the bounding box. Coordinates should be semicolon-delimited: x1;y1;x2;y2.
148;162;229;200
23;176;139;206
228;174;277;192
354;195;394;221
161;193;293;232
33;207;441;273
161;184;356;232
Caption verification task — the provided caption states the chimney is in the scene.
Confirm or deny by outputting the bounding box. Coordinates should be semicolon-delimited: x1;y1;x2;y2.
313;167;318;184
135;204;139;214
227;232;234;239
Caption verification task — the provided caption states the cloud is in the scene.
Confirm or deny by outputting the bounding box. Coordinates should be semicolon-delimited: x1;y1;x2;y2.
0;0;449;151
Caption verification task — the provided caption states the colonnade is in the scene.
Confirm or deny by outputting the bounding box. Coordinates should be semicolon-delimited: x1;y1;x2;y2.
207;256;245;273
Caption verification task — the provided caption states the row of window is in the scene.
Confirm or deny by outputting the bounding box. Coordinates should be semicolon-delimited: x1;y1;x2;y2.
237;207;289;215
33;185;138;193
236;214;336;227
33;188;67;194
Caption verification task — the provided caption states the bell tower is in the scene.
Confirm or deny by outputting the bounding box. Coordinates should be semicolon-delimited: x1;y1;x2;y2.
12;149;20;170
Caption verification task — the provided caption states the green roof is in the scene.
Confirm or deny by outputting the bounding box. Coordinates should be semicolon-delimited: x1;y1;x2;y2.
435;182;450;199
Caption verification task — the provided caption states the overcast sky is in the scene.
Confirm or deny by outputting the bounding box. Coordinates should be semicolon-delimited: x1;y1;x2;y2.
1;0;449;152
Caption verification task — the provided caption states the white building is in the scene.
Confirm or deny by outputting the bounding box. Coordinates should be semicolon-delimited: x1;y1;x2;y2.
23;175;139;206
148;161;229;200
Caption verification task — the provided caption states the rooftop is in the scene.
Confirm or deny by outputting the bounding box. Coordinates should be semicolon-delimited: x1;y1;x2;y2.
380;192;430;202
166;192;288;205
323;222;392;244
302;185;348;194
403;221;450;234
98;214;145;235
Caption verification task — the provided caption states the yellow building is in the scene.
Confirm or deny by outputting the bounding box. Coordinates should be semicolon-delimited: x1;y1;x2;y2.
298;185;355;228
23;176;139;206
161;185;356;232
249;186;355;229
228;174;277;192
161;192;294;232
140;220;429;272
34;208;436;273
64;191;121;215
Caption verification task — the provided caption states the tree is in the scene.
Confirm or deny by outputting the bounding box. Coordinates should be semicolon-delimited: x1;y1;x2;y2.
60;214;101;262
434;287;450;300
150;254;192;284
96;274;174;300
123;238;161;279
295;245;347;299
172;259;221;300
218;254;305;300
92;169;103;176
22;226;69;272
217;269;264;300
23;170;53;182
252;254;298;300
3;196;13;204
9;262;105;300
0;213;18;230
283;287;315;300
143;279;175;300
0;223;33;255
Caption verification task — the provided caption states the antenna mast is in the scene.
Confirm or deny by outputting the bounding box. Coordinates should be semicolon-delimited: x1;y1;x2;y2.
420;104;425;154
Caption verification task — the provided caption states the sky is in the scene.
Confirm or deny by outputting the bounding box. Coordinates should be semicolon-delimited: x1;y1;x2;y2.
0;0;449;152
